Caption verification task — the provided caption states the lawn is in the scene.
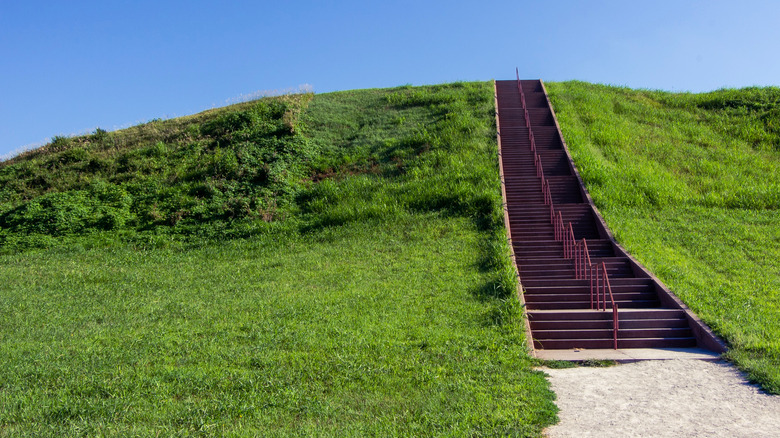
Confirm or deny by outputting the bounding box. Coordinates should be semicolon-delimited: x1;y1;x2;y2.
0;214;556;436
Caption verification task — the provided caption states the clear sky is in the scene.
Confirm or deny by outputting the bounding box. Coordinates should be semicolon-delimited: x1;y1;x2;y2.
2;0;779;158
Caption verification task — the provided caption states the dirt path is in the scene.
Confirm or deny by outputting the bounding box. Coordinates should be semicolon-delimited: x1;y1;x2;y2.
543;360;780;437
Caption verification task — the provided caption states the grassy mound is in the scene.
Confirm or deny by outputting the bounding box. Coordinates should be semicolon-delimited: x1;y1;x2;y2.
0;94;315;249
0;83;557;436
547;81;780;393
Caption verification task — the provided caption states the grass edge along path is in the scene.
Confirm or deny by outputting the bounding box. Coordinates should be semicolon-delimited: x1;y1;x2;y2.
547;80;780;394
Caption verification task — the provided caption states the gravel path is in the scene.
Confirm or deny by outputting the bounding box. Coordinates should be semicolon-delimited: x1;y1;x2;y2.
543;360;780;437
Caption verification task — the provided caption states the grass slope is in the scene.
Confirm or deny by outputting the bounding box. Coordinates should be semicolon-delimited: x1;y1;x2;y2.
547;81;780;393
0;94;315;250
0;83;557;436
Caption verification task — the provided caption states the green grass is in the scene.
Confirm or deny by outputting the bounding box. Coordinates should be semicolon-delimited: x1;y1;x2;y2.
0;215;555;436
0;82;558;436
547;81;780;393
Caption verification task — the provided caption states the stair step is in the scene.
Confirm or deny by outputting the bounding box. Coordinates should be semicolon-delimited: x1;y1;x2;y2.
524;292;657;303
532;328;693;340
530;318;690;330
521;278;654;288
533;337;697;349
523;285;654;295
526;300;660;310
527;308;687;320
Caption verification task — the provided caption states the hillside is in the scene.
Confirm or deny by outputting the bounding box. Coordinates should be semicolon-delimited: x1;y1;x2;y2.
0;94;315;250
3;79;779;435
547;81;780;393
0;83;558;436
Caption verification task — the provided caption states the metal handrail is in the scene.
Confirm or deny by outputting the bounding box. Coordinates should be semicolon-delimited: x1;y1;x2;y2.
516;70;527;113
514;73;618;346
544;180;552;206
549;201;555;223
534;152;545;180
565;223;576;259
574;238;594;281
589;261;619;349
590;264;596;309
602;263;619;349
534;150;546;182
534;153;539;175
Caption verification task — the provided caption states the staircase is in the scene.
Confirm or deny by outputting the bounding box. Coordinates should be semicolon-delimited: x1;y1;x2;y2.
496;77;703;351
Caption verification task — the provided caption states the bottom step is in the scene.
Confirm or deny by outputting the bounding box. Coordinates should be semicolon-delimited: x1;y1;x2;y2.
534;347;722;361
533;337;697;350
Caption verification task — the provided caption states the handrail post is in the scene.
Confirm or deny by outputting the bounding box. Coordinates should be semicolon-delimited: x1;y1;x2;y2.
574;241;579;278
567;223;575;259
534;153;538;177
583;239;591;267
602;263;607;311
595;263;600;310
534;153;540;177
546;183;552;207
577;241;581;278
613;303;619;350
549;202;554;224
599;262;619;350
590;264;595;309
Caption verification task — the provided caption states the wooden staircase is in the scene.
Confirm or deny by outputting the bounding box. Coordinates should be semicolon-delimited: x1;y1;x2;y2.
496;78;702;351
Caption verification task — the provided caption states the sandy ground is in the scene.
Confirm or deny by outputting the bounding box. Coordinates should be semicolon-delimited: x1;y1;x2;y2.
542;360;780;438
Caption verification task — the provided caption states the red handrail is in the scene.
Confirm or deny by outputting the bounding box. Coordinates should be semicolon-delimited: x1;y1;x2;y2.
535;153;546;180
565;223;575;259
602;263;619;349
590;263;596;309
549;201;554;223
582;240;592;276
516;75;618;348
588;260;619;349
574;239;592;280
544;180;552;206
534;153;539;175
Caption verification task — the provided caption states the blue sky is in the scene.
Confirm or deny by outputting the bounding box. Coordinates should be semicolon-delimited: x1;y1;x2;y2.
2;0;779;158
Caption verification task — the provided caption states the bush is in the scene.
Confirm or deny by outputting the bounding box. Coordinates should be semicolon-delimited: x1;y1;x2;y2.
0;183;134;235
